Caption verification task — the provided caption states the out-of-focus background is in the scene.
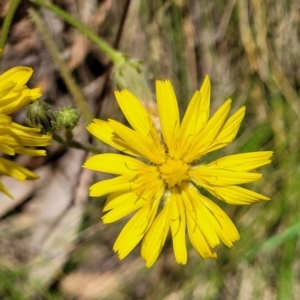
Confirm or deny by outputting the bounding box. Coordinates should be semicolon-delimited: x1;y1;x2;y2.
0;0;299;299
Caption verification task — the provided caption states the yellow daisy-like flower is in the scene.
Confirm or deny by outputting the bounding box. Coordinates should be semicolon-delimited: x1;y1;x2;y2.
0;66;51;198
83;76;272;267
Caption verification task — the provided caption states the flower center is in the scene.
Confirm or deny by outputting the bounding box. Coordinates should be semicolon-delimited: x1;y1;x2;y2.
159;158;190;187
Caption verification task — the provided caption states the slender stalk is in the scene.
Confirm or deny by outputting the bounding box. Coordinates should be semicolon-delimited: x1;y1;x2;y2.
53;133;100;154
0;0;21;65
29;8;93;123
30;0;124;65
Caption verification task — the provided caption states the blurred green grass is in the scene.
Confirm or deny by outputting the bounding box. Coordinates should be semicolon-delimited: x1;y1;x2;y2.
1;0;300;299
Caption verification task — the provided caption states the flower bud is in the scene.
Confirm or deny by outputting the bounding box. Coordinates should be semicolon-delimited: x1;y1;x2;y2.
56;106;80;131
26;100;56;134
112;56;153;103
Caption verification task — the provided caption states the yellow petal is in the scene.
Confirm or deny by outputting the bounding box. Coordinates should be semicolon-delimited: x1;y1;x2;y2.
0;88;32;114
0;114;12;126
114;90;161;148
0;66;33;88
206;151;273;172
182;188;217;258
204;185;270;205
156;80;180;155
83;153;151;174
114;200;160;259
206;106;246;153
178;75;210;157
86;119;141;156
89;175;132;197
8;125;51;146
183;187;220;247
198;191;240;247
185;99;232;162
104;191;137;211
104;179;163;212
102;194;145;223
170;193;187;264
0;180;13;198
0;142;15;155
9;122;42;132
185;186;239;250
0;157;39;181
29;87;42;100
0;81;17;100
141;202;170;267
190;166;263;186
108;119;165;164
14;147;47;156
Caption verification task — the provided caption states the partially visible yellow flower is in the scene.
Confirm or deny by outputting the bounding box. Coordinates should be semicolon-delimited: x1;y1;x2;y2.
83;76;273;267
0;66;51;198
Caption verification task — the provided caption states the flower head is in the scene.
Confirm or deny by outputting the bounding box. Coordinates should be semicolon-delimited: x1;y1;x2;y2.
26;99;56;134
0;66;51;198
83;76;272;267
56;106;80;130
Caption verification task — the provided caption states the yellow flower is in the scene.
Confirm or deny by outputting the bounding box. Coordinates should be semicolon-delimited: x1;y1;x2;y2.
83;76;273;267
0;66;51;198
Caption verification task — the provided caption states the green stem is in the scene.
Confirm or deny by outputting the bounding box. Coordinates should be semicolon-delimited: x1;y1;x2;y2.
0;0;21;65
30;0;124;65
29;8;93;123
53;133;100;154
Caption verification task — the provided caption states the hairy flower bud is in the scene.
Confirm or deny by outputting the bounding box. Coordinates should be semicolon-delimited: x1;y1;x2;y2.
113;56;153;103
56;106;80;131
26;100;56;134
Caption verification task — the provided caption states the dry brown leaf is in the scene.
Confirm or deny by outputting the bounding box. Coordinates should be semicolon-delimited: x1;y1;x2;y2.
60;259;144;300
0;165;52;218
26;147;91;290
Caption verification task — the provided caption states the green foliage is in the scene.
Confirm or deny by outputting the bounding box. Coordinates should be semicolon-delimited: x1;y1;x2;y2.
0;267;26;300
